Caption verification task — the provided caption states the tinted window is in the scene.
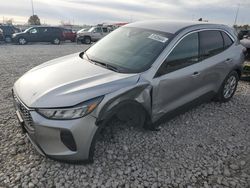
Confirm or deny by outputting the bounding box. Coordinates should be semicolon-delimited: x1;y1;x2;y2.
50;28;61;33
221;31;233;49
102;27;108;33
29;28;38;34
95;27;102;33
38;28;48;33
156;33;199;76
199;30;224;60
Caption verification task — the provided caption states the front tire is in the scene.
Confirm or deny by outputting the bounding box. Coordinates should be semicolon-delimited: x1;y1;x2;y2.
83;36;91;44
18;37;27;45
215;71;239;102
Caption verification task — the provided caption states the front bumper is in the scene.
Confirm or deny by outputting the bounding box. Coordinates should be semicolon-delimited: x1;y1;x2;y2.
11;36;18;43
13;91;99;162
76;35;86;41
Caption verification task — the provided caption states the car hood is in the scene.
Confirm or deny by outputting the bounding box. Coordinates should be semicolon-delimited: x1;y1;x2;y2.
77;31;91;36
14;53;139;108
13;32;26;37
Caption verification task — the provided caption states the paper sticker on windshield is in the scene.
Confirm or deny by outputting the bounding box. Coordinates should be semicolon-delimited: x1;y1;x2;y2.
148;34;168;43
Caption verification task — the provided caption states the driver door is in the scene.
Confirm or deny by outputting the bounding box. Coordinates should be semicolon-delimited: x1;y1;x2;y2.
152;32;202;121
28;28;39;42
92;27;103;41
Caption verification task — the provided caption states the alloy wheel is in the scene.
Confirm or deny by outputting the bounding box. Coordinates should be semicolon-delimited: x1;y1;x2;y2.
19;38;26;45
223;75;237;99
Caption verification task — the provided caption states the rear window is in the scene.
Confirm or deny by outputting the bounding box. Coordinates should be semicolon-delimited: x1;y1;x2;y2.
199;30;224;60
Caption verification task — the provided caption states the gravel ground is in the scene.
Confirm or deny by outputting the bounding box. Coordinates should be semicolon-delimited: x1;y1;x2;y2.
0;44;250;188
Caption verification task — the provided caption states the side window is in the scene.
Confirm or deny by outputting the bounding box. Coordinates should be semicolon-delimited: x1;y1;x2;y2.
199;30;224;60
102;27;108;33
29;28;38;34
95;27;102;33
221;31;233;49
39;28;48;33
156;32;199;76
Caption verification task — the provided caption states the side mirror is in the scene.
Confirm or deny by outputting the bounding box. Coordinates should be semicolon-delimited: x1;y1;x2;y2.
79;51;84;59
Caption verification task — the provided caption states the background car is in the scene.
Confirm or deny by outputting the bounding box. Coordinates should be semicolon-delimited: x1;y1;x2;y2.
12;26;63;45
62;28;76;42
0;28;4;41
0;24;21;42
77;27;90;33
238;29;250;40
76;25;111;44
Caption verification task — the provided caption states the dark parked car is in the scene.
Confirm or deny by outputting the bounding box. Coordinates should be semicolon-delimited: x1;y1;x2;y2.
0;25;20;42
62;28;76;42
0;28;4;41
12;26;63;45
238;29;250;40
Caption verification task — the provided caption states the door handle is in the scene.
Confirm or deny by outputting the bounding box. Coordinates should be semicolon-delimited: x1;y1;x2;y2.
192;71;200;77
225;58;232;63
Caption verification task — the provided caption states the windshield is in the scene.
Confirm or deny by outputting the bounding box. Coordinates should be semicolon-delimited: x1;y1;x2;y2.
85;27;173;73
78;28;88;33
24;27;32;33
88;27;95;32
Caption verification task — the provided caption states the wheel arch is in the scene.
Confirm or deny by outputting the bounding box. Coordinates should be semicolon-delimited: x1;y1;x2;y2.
234;67;242;79
95;83;152;127
83;35;91;40
88;84;152;161
18;36;27;44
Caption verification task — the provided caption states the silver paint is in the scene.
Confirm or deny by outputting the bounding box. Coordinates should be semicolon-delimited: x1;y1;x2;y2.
13;20;245;162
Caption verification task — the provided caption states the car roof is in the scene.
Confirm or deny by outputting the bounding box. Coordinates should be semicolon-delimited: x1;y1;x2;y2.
125;20;227;34
31;26;62;29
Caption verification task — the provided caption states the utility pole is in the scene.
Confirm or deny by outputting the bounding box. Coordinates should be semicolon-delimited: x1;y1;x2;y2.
31;0;35;16
234;3;240;26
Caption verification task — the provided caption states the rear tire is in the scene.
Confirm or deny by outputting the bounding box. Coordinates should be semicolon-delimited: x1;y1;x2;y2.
52;38;60;45
214;71;239;102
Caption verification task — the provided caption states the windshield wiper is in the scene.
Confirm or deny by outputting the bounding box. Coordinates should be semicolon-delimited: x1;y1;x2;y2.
89;58;120;73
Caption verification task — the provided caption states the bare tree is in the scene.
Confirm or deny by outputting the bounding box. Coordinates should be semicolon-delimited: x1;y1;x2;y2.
28;15;41;25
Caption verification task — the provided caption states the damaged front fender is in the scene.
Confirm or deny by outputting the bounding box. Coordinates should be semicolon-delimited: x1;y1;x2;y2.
93;82;153;126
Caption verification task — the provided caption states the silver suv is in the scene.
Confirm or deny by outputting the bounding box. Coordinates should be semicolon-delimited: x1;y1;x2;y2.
76;25;112;44
13;20;245;162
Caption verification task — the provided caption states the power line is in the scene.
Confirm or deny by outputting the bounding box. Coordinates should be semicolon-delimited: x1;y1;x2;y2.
31;0;35;16
233;4;240;26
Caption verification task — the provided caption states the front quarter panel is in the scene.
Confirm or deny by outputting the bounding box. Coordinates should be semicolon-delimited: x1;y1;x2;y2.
93;81;152;125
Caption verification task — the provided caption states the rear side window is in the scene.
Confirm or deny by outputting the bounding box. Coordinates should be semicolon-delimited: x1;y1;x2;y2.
221;31;233;49
156;32;199;76
199;30;224;60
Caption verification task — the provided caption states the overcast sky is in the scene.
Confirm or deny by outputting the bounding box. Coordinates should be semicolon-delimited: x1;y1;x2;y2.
0;0;249;26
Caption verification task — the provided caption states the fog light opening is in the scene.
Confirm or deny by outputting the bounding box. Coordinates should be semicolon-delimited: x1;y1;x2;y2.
60;130;77;151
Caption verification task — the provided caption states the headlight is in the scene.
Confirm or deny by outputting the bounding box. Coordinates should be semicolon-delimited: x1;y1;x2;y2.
36;96;103;120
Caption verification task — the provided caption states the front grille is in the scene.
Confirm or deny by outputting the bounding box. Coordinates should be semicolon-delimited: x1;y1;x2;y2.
13;93;33;128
